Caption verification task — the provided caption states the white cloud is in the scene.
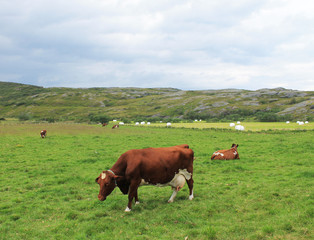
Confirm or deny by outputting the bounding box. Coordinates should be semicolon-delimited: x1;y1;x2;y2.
0;0;313;90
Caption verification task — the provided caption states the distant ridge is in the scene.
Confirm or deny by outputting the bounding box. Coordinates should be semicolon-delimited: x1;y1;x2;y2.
0;81;313;122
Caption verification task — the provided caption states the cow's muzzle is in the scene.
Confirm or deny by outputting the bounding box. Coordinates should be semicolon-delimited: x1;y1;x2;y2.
98;195;106;201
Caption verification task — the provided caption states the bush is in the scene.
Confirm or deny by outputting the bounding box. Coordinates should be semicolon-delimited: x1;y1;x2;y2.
18;113;31;121
256;112;280;122
88;114;111;124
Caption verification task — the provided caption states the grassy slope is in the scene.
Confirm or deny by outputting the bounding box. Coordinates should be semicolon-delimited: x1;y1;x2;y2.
0;123;313;239
1;82;313;121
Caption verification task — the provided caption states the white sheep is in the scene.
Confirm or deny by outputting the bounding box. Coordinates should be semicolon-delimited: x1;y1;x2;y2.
235;125;244;131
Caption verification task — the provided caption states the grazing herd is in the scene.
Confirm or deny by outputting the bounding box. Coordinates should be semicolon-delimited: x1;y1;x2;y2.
95;142;240;212
40;123;240;212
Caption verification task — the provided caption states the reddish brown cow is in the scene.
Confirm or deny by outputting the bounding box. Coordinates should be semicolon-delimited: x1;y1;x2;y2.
102;123;108;127
211;144;239;160
40;130;47;138
112;124;119;129
95;144;194;212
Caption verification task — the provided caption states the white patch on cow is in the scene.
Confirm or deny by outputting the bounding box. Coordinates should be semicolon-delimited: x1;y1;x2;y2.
140;179;150;186
233;151;238;156
125;206;131;212
101;173;106;179
140;169;192;203
168;174;186;189
189;190;194;200
213;151;224;157
140;169;192;188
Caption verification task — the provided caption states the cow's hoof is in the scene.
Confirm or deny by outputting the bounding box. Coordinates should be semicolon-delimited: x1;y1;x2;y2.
189;195;194;200
168;199;174;203
135;201;140;205
125;207;132;212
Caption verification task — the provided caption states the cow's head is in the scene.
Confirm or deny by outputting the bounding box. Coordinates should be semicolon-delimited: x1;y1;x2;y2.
231;143;239;149
95;171;117;201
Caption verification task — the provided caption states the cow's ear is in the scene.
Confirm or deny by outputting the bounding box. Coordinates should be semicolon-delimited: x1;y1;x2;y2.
237;144;239;147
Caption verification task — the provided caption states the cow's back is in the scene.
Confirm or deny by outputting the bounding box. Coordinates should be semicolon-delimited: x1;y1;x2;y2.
211;148;238;160
122;146;194;184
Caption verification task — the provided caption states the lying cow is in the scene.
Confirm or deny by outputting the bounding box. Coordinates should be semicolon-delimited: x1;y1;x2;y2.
40;130;47;138
102;123;108;127
112;124;119;129
95;144;194;212
211;144;239;160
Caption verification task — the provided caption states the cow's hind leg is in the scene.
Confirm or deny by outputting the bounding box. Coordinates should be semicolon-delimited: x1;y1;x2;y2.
187;177;194;200
168;175;186;203
168;188;178;203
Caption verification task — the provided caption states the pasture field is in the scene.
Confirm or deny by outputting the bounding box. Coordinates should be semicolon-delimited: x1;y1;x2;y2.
137;121;314;132
0;123;313;239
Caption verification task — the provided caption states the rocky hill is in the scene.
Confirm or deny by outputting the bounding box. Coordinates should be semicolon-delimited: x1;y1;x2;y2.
0;82;313;122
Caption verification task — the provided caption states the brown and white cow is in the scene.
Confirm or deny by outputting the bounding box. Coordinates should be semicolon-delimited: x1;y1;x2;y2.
95;144;194;212
112;124;119;129
40;130;47;138
102;123;108;127
211;144;239;160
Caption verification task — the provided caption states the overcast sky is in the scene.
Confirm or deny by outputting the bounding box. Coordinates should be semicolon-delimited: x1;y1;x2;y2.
1;0;313;90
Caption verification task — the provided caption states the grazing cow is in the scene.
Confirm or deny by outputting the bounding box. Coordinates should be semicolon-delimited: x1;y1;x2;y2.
95;144;194;212
102;123;108;127
211;144;239;160
112;124;119;129
40;130;47;138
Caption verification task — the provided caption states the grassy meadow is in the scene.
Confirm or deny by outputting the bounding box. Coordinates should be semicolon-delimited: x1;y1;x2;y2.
0;122;313;239
139;121;314;132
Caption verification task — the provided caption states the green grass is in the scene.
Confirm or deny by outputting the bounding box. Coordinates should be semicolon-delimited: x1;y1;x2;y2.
0;123;313;239
140;121;314;131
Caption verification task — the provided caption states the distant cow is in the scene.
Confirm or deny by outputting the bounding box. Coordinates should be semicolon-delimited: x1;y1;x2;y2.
211;144;239;160
102;123;108;127
95;144;194;212
40;130;47;138
112;124;119;129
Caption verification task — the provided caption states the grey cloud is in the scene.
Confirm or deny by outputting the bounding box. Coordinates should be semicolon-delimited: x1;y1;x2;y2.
0;0;313;90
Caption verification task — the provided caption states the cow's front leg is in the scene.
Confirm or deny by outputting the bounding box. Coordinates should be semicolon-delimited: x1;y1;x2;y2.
125;180;140;212
135;190;140;205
